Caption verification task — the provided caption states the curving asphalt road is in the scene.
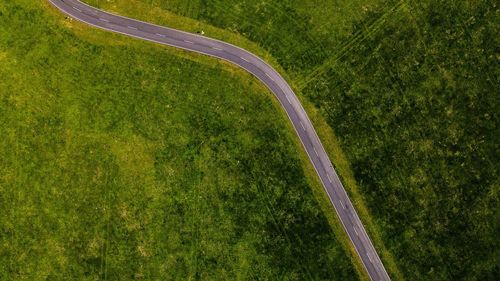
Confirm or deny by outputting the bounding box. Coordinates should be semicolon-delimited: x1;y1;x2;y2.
48;1;391;280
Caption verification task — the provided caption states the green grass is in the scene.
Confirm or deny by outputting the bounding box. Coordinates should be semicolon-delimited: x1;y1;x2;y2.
302;1;499;280
82;0;500;280
0;0;362;280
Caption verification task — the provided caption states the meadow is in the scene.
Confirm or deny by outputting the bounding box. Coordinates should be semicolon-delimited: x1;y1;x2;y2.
0;0;362;280
83;0;499;280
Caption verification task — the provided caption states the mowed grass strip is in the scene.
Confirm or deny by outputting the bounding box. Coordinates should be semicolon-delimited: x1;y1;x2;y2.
0;0;360;280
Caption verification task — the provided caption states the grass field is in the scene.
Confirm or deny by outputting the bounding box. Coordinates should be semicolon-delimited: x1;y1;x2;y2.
0;0;363;280
80;0;499;280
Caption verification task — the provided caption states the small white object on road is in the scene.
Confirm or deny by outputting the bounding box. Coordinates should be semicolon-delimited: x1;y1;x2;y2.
300;121;306;131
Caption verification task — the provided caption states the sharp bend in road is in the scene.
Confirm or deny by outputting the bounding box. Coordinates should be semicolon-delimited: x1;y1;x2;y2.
48;1;391;280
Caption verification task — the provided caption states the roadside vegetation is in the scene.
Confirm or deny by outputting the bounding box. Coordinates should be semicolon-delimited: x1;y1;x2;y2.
84;0;499;280
0;0;361;280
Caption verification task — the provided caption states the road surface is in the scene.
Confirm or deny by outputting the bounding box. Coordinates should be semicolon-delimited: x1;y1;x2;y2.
48;1;392;280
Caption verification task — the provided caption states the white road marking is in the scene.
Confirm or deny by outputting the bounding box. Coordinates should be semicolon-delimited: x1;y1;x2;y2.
354;227;359;236
327;173;333;183
313;147;319;157
99;18;109;22
211;46;223;51
127;26;137;30
184;40;194;44
156;33;165;37
73;7;82;12
340;201;345;209
265;73;274;81
285;94;292;104
367;253;373;263
300;121;306;131
240;56;249;62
